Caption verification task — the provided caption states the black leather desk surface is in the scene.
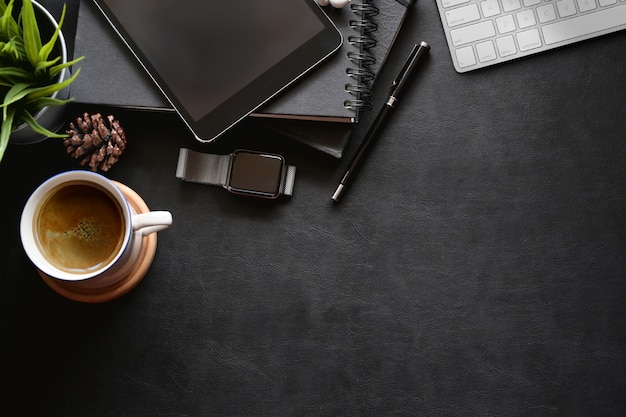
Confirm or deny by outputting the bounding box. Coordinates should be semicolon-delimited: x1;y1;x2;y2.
2;1;625;416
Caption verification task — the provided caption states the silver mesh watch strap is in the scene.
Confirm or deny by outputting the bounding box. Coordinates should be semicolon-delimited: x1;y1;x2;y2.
176;148;296;196
176;148;230;186
282;165;296;196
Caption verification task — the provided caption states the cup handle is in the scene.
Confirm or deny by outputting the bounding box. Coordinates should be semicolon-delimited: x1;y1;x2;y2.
132;211;172;236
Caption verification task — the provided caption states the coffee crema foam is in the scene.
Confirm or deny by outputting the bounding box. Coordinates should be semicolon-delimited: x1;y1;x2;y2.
36;183;126;272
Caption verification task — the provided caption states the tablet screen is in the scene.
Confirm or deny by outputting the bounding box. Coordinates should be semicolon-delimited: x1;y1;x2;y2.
92;0;342;141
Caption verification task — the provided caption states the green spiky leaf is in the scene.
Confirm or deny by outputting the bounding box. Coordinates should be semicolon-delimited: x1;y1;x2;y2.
0;66;32;81
38;3;65;62
2;82;36;109
50;55;83;78
21;0;42;68
1;0;20;38
0;105;15;162
21;108;66;138
30;95;71;110
24;67;80;103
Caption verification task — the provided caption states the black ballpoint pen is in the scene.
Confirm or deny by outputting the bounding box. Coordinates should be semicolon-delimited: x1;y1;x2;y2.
332;41;430;202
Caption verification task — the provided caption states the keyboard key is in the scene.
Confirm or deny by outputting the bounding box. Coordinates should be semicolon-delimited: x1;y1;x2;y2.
481;0;501;17
556;0;577;17
455;46;477;67
537;4;557;22
496;35;517;56
442;0;470;8
516;9;537;28
496;15;516;34
577;0;597;11
523;0;541;6
543;3;626;44
502;0;522;12
517;28;542;50
476;40;497;62
450;21;496;46
599;0;617;5
446;4;481;27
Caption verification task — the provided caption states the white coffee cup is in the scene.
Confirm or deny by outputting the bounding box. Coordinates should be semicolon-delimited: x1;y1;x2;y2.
20;171;172;289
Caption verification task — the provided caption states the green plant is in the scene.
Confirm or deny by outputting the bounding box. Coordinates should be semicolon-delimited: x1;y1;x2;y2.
0;0;83;163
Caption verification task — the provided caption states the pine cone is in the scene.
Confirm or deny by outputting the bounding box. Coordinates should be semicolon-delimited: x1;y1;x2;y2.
64;113;127;172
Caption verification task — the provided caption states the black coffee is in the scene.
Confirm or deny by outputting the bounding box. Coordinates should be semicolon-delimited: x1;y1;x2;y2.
36;182;125;272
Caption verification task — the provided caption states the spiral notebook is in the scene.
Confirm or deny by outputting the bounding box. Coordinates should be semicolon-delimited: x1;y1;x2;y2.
72;0;414;157
254;0;413;124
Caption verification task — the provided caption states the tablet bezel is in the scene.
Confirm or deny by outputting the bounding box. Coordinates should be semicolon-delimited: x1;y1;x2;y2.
91;0;342;143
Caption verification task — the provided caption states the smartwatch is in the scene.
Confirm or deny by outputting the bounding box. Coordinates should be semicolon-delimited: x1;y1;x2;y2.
176;148;296;199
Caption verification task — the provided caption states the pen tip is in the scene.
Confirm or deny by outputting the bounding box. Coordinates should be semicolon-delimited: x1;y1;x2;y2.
331;184;345;203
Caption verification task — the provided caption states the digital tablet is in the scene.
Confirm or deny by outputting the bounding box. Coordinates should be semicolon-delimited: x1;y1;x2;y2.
91;0;342;142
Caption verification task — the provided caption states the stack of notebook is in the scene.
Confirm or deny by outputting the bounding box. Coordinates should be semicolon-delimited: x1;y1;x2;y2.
71;0;414;158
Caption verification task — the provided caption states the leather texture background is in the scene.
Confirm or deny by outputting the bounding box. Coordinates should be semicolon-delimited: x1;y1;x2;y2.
1;1;625;416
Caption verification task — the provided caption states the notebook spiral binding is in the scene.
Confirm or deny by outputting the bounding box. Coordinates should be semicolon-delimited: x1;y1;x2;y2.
344;0;380;114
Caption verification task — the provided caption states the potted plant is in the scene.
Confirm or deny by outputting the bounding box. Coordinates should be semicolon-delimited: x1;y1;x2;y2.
0;0;82;163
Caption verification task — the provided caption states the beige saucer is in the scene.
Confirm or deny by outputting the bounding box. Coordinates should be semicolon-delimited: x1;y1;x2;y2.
38;181;157;303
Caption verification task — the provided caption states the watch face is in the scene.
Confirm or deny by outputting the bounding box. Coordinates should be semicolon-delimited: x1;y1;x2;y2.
228;151;284;198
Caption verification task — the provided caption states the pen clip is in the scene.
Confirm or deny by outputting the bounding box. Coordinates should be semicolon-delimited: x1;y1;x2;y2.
391;45;418;90
390;41;429;98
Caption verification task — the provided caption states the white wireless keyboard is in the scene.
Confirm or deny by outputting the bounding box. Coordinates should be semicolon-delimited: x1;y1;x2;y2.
436;0;626;72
